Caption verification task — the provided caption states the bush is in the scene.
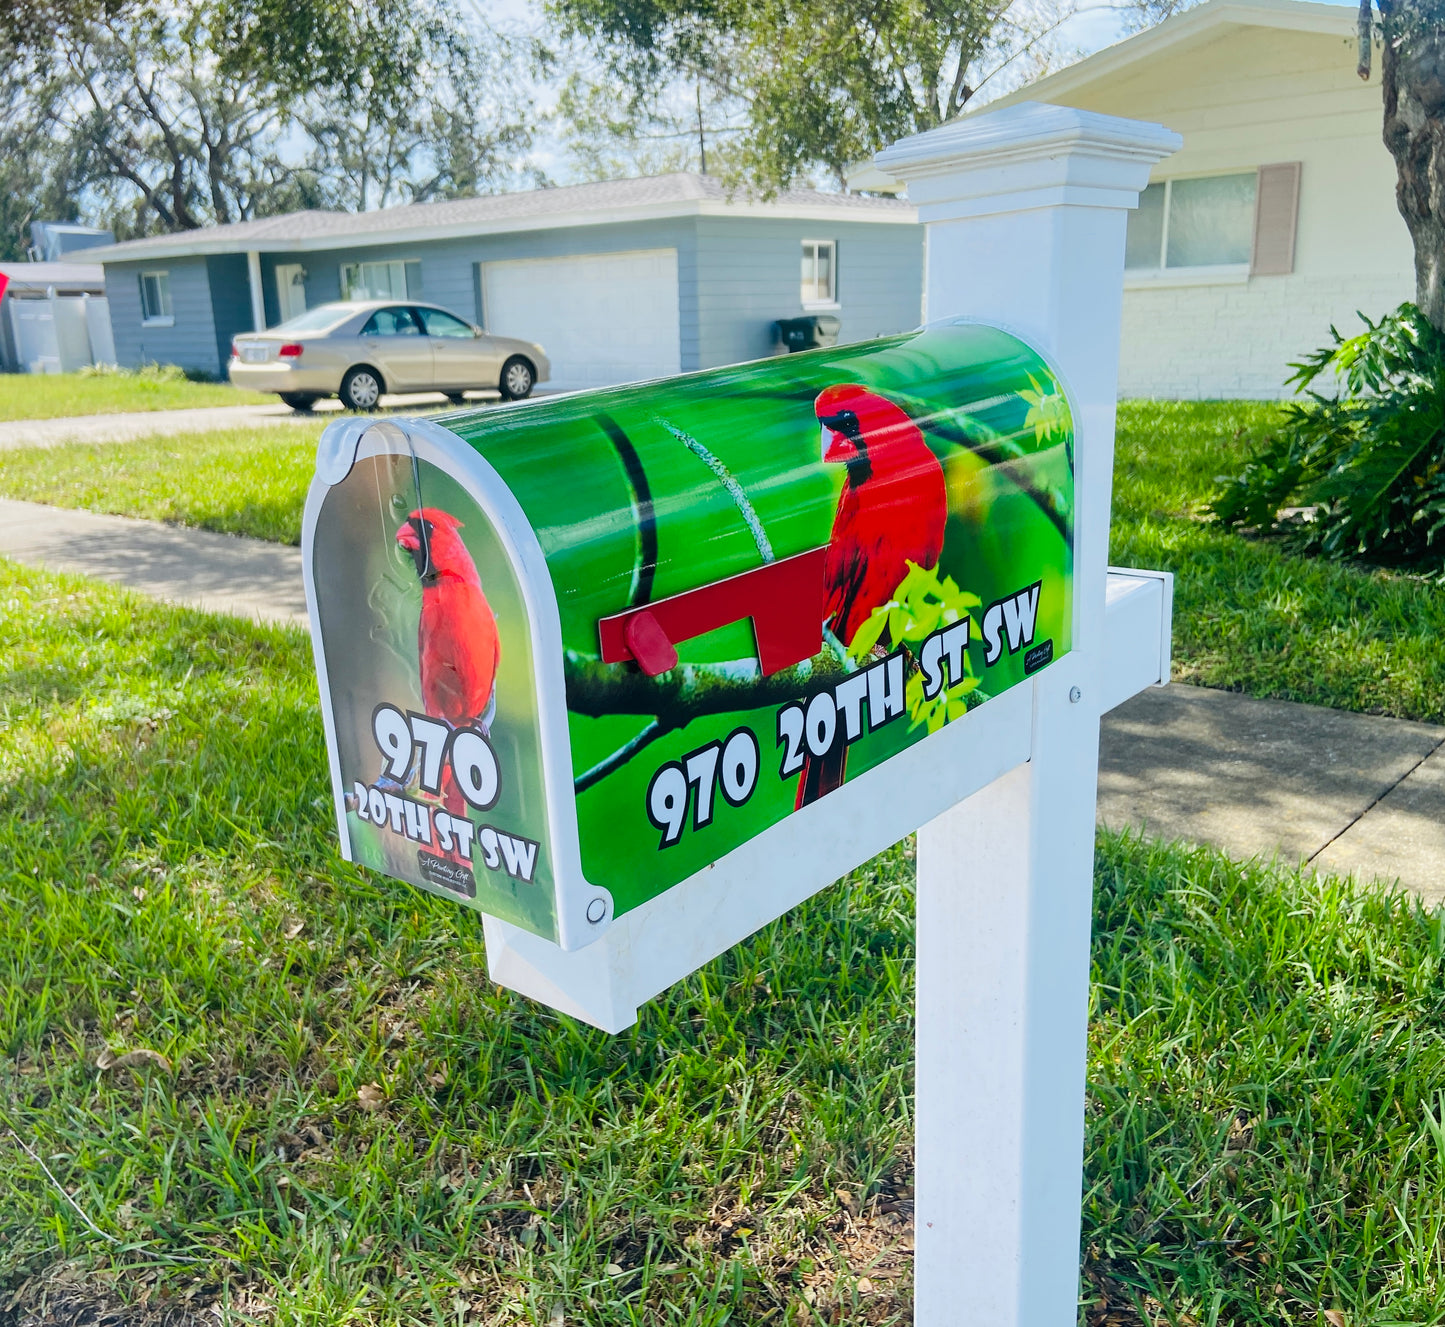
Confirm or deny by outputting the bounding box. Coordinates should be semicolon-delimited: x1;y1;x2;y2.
1211;304;1445;567
76;361;207;383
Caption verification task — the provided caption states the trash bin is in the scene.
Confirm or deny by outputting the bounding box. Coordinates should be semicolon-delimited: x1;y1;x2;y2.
303;320;1076;952
775;314;842;353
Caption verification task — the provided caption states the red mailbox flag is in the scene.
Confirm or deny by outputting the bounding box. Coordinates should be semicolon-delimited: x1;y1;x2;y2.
597;547;829;678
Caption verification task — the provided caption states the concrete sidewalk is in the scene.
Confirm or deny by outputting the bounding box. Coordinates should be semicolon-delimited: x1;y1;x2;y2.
1099;687;1445;904
1;495;1442;900
0;497;306;623
0;391;502;451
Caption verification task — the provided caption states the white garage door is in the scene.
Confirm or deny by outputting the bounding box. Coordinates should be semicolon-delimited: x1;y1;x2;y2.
482;248;681;393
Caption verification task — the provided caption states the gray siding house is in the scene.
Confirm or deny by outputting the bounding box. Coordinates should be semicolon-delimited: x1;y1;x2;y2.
97;175;922;390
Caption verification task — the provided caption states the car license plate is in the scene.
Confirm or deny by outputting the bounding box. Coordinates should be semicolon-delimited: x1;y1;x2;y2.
241;345;269;363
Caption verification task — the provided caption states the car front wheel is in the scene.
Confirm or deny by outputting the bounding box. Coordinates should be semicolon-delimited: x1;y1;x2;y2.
341;366;384;411
499;356;534;401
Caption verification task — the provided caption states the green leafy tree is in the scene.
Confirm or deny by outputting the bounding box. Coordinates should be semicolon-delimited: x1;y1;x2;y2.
553;66;744;180
0;62;93;259
0;0;129;50
0;0;533;247
549;0;1073;189
223;0;538;210
49;5;306;233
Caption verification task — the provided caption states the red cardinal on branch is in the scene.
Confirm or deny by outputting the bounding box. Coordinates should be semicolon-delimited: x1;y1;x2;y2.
796;384;948;807
397;508;501;813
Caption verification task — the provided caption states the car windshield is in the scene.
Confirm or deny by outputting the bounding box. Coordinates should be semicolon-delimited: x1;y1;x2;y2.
273;306;355;334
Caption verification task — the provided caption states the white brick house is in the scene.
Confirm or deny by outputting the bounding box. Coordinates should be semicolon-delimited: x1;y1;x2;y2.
980;0;1415;399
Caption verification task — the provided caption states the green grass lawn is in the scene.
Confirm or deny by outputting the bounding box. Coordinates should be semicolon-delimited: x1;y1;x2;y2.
4;401;1445;723
1113;401;1445;722
0;424;326;544
0;371;274;421
3;560;1445;1324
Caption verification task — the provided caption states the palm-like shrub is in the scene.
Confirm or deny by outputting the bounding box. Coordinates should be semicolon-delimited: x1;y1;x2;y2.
1211;304;1445;566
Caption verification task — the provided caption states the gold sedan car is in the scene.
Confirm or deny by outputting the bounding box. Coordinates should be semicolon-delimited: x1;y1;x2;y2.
227;300;550;411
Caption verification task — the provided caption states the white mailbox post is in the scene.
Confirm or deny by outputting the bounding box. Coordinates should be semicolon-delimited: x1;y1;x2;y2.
303;100;1180;1327
875;101;1181;1327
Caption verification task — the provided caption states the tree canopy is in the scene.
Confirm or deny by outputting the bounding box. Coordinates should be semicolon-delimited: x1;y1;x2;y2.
0;0;535;258
550;0;1070;190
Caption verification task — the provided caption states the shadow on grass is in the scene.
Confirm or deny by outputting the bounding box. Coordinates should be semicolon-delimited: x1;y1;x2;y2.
3;559;1445;1325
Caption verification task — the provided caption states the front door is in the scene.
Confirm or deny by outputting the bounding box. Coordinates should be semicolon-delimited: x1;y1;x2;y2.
275;264;307;322
359;305;433;392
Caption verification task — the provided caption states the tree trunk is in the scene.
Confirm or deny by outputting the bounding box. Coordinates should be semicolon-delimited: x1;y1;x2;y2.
1381;3;1445;331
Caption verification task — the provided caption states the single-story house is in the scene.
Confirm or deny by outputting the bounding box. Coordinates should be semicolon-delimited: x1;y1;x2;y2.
96;175;922;390
982;0;1416;399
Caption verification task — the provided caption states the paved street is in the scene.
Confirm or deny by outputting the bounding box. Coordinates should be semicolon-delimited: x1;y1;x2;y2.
1;494;1442;900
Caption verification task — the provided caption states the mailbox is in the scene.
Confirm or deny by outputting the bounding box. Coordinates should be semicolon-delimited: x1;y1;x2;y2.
303;319;1075;954
296;102;1181;1325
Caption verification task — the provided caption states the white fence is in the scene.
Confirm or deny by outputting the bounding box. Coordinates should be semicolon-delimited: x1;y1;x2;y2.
6;292;115;373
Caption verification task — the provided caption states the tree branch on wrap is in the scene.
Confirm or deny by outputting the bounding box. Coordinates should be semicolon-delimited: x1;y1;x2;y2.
567;649;852;790
726;375;1074;541
566;649;851;720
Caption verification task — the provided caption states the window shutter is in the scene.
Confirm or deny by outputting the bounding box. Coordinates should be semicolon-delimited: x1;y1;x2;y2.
1251;162;1301;276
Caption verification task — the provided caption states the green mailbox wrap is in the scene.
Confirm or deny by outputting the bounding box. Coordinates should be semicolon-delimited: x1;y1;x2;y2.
303;320;1075;951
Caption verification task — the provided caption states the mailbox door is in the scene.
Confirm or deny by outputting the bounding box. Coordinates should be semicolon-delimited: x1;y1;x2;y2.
304;425;579;943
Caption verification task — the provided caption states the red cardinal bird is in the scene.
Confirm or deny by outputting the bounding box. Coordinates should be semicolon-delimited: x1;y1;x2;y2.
796;384;948;807
396;508;501;814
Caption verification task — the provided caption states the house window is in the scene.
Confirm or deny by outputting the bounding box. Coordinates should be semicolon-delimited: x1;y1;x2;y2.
139;270;173;324
340;259;421;301
1126;173;1258;271
801;240;837;306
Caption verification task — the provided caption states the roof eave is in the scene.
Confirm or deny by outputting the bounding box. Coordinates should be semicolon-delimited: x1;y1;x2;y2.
98;195;918;264
976;0;1360;114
